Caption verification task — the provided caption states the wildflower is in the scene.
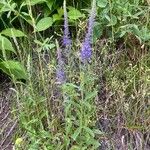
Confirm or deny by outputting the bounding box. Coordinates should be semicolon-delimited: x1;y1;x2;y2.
15;137;23;146
63;0;71;47
56;40;66;84
81;38;92;62
80;0;96;62
56;67;66;84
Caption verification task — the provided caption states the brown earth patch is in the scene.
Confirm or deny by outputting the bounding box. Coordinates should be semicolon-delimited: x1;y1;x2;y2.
0;74;17;150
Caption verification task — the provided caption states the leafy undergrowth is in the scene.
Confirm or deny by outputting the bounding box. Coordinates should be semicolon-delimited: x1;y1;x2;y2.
0;0;150;150
10;38;149;149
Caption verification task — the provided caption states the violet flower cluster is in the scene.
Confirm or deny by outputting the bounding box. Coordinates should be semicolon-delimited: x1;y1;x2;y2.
56;0;70;84
80;0;96;63
56;67;66;84
56;0;96;83
63;0;71;48
56;41;66;84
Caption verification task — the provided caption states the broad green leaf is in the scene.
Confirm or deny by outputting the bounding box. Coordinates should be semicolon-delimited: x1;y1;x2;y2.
22;0;46;6
0;2;17;13
68;8;85;20
1;28;26;37
36;17;53;32
0;3;3;10
71;128;81;141
97;0;108;8
131;26;150;42
119;30;127;38
0;35;15;52
0;60;27;79
107;15;117;26
93;22;103;43
57;8;64;16
53;14;62;22
46;0;53;10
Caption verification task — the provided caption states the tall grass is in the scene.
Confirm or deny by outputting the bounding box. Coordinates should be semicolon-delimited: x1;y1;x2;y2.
11;0;101;149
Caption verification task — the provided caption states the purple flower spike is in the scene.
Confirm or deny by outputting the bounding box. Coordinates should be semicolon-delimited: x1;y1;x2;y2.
56;68;66;84
80;0;96;63
56;40;66;84
81;38;92;62
63;0;71;47
87;0;96;38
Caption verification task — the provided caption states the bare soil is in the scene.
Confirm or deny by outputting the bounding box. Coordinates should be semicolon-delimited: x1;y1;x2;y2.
0;74;16;150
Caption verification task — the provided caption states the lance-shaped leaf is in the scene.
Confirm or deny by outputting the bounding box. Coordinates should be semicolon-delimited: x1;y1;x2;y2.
0;35;16;53
0;60;27;79
1;28;27;37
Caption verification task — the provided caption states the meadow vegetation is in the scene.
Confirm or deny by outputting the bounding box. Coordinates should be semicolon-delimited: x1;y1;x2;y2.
0;0;149;149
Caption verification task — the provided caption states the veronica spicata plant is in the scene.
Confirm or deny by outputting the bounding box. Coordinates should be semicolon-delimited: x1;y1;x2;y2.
63;0;71;50
56;0;72;84
80;0;96;63
56;40;66;84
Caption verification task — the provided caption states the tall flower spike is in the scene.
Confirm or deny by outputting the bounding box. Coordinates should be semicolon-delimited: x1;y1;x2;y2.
56;40;66;84
80;0;96;63
63;0;71;48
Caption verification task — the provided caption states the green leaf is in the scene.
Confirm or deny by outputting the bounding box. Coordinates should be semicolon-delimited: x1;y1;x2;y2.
1;28;26;37
0;2;17;13
22;0;46;6
0;60;27;79
93;22;103;43
57;8;64;16
0;35;15;53
68;8;85;20
53;14;62;22
0;3;4;9
97;0;108;8
83;127;95;137
93;129;103;135
36;17;53;32
85;90;97;101
133;26;150;42
87;138;100;148
64;83;80;89
107;15;117;26
71;128;81;141
46;0;53;10
47;43;55;49
70;145;81;150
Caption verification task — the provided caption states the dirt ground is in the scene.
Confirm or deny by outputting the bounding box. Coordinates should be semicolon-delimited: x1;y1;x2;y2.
0;74;17;150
